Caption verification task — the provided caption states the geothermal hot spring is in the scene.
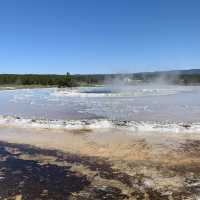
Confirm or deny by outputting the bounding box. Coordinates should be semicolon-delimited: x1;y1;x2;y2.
1;84;200;199
0;84;200;132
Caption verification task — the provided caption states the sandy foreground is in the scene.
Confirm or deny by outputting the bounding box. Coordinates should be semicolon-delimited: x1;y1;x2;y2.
0;126;200;199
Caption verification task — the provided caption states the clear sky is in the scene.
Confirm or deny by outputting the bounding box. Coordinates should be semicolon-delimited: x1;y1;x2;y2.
0;0;200;74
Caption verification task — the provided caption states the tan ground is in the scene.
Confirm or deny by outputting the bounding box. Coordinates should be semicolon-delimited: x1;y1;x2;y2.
0;126;199;163
0;125;200;199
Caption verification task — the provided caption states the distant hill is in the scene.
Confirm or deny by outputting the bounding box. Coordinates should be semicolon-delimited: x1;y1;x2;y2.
174;69;200;75
135;69;200;76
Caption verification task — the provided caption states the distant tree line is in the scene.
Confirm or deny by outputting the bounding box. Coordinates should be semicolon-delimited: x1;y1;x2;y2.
178;74;200;85
0;72;200;87
131;72;200;85
0;73;107;87
0;74;65;86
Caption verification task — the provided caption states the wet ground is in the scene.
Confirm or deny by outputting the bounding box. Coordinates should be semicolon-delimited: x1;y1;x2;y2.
1;87;200;200
0;139;200;200
0;141;129;200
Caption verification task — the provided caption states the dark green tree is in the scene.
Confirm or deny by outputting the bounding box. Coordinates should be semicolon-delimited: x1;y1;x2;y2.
58;72;77;87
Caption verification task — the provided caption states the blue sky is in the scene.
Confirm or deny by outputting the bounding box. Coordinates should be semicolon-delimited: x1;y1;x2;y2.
0;0;200;74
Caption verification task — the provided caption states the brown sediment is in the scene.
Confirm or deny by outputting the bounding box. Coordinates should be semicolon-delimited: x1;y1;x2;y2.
0;127;154;161
15;195;22;200
0;140;199;200
0;127;200;199
0;141;131;199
